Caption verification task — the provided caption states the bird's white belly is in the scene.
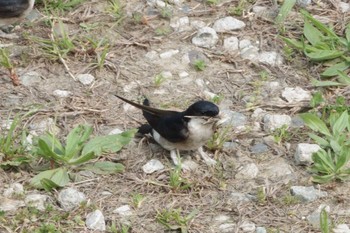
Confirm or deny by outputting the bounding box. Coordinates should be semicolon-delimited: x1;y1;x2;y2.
152;118;215;151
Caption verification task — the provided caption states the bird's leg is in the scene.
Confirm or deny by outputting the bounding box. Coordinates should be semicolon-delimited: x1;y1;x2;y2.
198;147;217;166
170;149;181;166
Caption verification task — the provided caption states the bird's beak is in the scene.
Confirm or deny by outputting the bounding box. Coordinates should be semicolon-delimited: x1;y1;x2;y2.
215;112;229;126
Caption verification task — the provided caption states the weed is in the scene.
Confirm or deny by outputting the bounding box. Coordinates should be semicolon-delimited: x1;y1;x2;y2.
39;0;85;12
206;127;231;151
154;73;166;86
30;125;136;190
273;125;290;144
256;186;267;205
107;0;124;21
109;223;131;233
320;207;331;233
211;94;224;104
131;193;145;208
275;0;296;25
169;165;191;191
158;5;172;19
205;0;219;5
0;48;20;85
193;59;206;71
300;110;350;183
156;208;198;233
281;194;299;206
282;10;350;87
155;26;172;36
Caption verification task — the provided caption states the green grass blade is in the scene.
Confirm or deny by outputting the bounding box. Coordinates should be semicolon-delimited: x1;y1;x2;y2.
275;0;296;25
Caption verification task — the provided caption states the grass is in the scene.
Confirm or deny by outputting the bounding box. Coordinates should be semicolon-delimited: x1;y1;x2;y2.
169;165;191;191
0;48;20;85
193;59;206;71
156;208;198;233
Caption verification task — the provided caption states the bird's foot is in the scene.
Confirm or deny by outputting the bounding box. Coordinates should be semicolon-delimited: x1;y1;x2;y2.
198;147;217;166
170;150;198;171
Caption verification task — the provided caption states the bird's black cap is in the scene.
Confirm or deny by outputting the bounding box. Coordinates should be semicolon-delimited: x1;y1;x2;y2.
185;101;219;117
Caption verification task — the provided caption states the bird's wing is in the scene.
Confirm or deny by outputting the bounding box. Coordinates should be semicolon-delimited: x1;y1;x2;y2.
116;95;189;143
0;0;29;18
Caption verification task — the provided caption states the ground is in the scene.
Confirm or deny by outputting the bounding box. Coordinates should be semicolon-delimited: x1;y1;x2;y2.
0;0;350;232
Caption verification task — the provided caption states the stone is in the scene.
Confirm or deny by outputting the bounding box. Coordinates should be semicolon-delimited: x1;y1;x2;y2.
263;114;292;132
256;227;267;233
161;71;173;79
219;223;236;232
57;188;86;211
296;0;311;7
142;159;165;174
294;143;321;165
3;183;24;197
227;192;255;205
181;159;199;171
339;2;350;13
251;143;269;154
223;141;238;150
333;224;350;233
190;20;206;29
0;198;25;212
108;128;123;135
235;163;259;179
307;204;330;228
113;204;133;216
178;71;189;78
213;16;246;32
282;87;311;103
145;50;158;60
240;46;259;61
239;221;255;232
20;71;41;86
192;27;218;48
239;39;252;49
220;110;247;129
258;51;283;66
251;108;265;119
77;73;95;85
25;194;48;211
86;209;106;231
159;49;179;59
223;36;239;52
170;16;190;31
260;158;294;181
53;89;72;98
290;186;328;202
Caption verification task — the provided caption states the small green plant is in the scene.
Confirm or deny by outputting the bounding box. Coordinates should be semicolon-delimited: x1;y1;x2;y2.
109;223;130;233
107;0;124;21
156;208;198;233
273;125;290;144
169;165;191;191
275;0;296;25
39;0;85;12
300;110;350;183
282;10;350;87
155;26;172;36
211;94;224;104
154;73;166;86
256;186;267;205
30;125;136;191
320;207;331;233
281;194;300;206
0;115;31;168
205;0;219;5
0;48;19;85
131;193;145;208
158;6;172;19
206;127;231;151
193;59;206;71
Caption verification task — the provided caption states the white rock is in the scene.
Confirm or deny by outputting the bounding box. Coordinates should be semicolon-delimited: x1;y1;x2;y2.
58;188;86;211
291;186;328;202
25;194;48;211
0;198;25;212
263;114;292;132
170;16;190;31
213;16;246;32
77;73;95;85
296;0;311;7
20;71;41;86
219;223;236;233
192;27;218;48
240;46;259;61
239;39;252;49
190;20;206;29
239;221;255;232
235;163;259;179
223;36;239;52
123;81;138;93
252;6;267;14
1;119;13;130
113;204;133;216
256;227;267;233
294;143;321;165
145;51;158;60
282;87;311;103
195;78;205;87
258;51;283;66
214;215;231;223
333;224;350;233
178;71;189;78
307;204;330;228
339;2;350;13
53;89;72;98
142;159;165;174
181;159;199;171
251;108;265;119
161;71;173;79
3;183;24;197
261;158;294;180
86;209;106;231
159;49;179;59
109;128;123;135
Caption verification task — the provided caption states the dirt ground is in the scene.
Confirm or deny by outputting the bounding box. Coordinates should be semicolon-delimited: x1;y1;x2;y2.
1;0;350;232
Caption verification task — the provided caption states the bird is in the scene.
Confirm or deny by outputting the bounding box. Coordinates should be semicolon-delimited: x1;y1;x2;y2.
116;95;223;168
0;0;35;38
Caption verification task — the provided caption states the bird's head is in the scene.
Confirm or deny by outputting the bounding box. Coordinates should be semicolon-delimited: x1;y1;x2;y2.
185;101;219;117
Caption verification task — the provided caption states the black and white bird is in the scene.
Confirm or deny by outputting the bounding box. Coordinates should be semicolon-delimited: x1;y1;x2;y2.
116;95;224;167
0;0;34;32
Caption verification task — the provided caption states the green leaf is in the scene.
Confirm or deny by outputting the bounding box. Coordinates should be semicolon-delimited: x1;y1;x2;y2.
30;168;70;189
275;0;296;25
311;79;344;87
65;125;93;160
300;10;338;38
38;138;66;162
335;149;350;171
320;207;330;233
300;113;331;136
67;151;95;165
38;134;65;155
346;24;350;42
303;19;324;46
321;61;350;77
330;140;341;154
337;70;350;85
308;133;329;147
312;174;334;183
41;178;61;192
305;50;343;61
282;37;318;52
82;129;137;156
332;111;348;135
83;161;125;174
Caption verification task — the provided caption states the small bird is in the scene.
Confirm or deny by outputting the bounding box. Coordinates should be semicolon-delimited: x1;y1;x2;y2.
116;95;223;168
0;0;35;32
